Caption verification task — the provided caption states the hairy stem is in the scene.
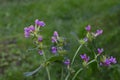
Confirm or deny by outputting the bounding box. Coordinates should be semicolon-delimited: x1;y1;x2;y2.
46;67;51;80
65;72;70;80
71;44;83;65
72;59;96;80
72;68;83;80
86;59;96;66
65;44;83;80
43;52;51;80
61;67;63;80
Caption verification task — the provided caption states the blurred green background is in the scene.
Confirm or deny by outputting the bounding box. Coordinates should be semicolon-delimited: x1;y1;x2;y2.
0;0;120;80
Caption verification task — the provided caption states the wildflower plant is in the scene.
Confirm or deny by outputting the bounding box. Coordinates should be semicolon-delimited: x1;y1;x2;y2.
24;19;117;80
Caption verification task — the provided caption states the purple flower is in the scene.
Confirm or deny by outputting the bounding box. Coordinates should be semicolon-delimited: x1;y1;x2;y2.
24;27;30;32
85;25;91;31
100;56;117;66
38;36;43;42
83;37;88;42
29;25;35;32
94;29;103;37
24;27;30;38
35;19;39;24
64;59;70;66
100;62;103;66
24;31;30;38
51;31;59;43
80;54;90;62
97;48;104;54
24;25;35;38
100;58;111;66
104;58;111;66
51;36;57;43
109;56;117;64
51;46;57;54
53;31;59;37
35;19;45;27
38;50;43;55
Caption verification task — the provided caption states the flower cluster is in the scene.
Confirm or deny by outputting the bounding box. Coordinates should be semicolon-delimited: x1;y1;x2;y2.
84;25;103;42
51;31;59;54
51;31;59;43
100;56;117;66
79;25;116;68
51;31;66;55
97;48;116;67
24;19;45;55
51;31;69;66
79;25;103;45
24;20;117;80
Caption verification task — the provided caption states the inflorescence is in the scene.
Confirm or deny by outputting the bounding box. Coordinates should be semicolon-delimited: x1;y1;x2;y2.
24;19;117;80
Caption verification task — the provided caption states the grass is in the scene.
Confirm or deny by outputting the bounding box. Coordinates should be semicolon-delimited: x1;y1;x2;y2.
0;0;120;80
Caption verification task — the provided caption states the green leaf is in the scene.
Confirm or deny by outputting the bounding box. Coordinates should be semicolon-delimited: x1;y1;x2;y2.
24;65;43;77
46;56;64;63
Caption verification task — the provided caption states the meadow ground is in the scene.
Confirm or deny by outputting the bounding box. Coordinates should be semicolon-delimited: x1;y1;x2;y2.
0;0;120;80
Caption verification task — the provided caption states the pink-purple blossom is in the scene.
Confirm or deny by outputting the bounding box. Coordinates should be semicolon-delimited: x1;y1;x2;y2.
100;56;117;66
24;25;35;38
24;27;30;32
38;36;43;42
51;36;57;43
38;50;43;55
53;31;59;37
51;31;59;43
101;58;111;66
64;59;70;66
35;19;45;27
85;25;91;31
24;31;30;38
97;48;104;54
80;54;90;62
94;29;103;37
109;56;117;64
29;25;35;32
51;46;57;54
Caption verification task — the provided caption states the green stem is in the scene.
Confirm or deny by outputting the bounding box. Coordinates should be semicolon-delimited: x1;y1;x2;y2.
46;67;50;80
72;68;83;80
72;59;96;80
71;44;83;65
65;44;83;80
35;24;50;79
43;52;51;80
65;72;70;80
61;67;63;80
86;59;96;66
24;64;43;77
